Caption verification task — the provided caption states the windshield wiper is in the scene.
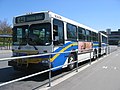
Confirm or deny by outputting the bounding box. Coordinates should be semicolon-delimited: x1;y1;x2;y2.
28;38;38;50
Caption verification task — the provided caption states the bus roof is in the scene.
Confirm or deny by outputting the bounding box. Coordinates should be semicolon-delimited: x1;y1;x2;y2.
99;32;108;37
48;11;98;33
14;11;98;33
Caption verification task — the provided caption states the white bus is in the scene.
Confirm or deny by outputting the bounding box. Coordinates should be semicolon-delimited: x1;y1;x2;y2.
8;11;108;71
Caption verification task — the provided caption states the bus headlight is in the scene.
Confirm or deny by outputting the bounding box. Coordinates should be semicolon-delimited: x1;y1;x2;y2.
41;60;49;64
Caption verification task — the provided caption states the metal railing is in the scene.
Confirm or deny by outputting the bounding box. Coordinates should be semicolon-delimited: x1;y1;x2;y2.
0;46;110;88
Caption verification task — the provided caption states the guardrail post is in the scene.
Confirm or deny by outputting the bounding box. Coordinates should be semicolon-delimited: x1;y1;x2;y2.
108;46;110;54
107;46;108;54
48;55;52;87
90;50;91;65
76;51;78;72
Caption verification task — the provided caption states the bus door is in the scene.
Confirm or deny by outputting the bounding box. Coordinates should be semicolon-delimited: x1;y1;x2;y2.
53;19;64;46
52;19;65;69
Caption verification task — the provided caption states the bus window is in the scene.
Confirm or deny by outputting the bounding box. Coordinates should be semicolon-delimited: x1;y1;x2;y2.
29;23;51;46
92;32;98;42
53;19;64;46
67;23;77;40
78;27;86;41
12;25;28;45
95;33;98;41
102;35;107;43
86;30;91;42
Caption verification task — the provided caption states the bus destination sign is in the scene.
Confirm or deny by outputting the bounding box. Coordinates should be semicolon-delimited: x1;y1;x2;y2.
15;13;45;23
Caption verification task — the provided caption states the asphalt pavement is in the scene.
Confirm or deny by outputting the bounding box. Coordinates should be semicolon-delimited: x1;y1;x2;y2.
48;47;120;90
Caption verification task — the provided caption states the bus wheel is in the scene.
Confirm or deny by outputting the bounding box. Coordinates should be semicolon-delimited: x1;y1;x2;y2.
93;50;97;60
67;54;75;70
105;48;107;55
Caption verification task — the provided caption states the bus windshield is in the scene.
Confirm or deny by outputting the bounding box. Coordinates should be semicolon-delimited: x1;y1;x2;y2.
28;23;51;45
13;25;28;45
13;23;52;46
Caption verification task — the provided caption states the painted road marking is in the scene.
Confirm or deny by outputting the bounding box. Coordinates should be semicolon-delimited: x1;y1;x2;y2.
115;54;119;56
102;66;118;70
114;67;117;70
102;66;108;69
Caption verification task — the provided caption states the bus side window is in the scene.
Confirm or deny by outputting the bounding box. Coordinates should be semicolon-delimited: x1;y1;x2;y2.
78;27;86;41
86;30;91;42
67;23;77;40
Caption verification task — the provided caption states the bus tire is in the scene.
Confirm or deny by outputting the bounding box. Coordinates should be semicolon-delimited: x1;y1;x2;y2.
105;48;107;55
93;50;97;60
13;66;22;71
67;54;75;70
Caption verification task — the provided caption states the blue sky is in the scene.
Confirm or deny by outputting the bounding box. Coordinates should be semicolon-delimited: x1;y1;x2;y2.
0;0;120;31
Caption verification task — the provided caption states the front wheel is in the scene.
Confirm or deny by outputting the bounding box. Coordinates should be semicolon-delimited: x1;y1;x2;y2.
67;54;75;70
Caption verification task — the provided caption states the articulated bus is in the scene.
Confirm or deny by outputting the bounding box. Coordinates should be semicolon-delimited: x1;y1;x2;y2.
8;11;108;71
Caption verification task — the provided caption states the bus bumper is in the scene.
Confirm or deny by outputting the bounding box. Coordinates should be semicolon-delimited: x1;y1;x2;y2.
8;60;49;71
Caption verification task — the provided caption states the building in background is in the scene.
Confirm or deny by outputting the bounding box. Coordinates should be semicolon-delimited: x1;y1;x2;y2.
106;29;120;45
106;29;111;34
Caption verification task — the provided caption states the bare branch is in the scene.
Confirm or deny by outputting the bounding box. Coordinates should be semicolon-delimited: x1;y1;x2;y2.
0;19;12;34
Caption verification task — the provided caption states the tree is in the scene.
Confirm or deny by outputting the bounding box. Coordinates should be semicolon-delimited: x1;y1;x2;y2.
0;19;12;34
0;19;12;47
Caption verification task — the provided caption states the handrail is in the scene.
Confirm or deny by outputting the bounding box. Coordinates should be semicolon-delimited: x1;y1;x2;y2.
0;50;78;62
0;46;110;87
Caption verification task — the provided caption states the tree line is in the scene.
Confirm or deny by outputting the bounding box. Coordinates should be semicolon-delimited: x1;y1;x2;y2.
0;19;12;47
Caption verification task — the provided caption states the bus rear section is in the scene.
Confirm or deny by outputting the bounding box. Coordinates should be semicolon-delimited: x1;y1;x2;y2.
98;32;108;56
